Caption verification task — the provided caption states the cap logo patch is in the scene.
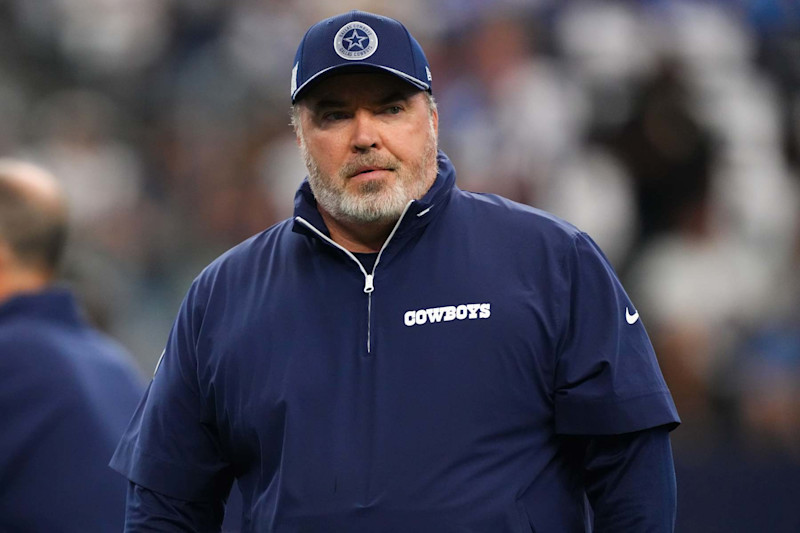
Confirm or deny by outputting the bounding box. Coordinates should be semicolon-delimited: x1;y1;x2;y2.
334;21;378;61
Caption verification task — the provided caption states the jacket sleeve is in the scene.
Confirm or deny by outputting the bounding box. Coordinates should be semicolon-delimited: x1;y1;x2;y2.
553;232;680;435
584;425;677;532
124;482;225;532
110;278;234;509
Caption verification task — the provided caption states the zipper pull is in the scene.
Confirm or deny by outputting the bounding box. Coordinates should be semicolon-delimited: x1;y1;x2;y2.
363;274;374;293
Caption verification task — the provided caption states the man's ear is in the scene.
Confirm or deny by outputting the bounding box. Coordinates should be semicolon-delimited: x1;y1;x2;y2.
292;104;305;147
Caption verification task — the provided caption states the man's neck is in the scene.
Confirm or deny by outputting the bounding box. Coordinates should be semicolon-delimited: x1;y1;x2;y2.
0;269;51;307
318;208;397;253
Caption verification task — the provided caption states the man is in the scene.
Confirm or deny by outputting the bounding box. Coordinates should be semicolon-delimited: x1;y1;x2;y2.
112;11;680;532
0;159;146;530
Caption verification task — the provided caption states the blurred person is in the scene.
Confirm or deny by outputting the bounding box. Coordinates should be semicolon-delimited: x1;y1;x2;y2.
111;11;679;532
736;326;800;457
11;0;169;79
27;89;143;232
608;57;715;244
437;10;586;205
0;83;27;155
734;212;800;459
0;159;146;530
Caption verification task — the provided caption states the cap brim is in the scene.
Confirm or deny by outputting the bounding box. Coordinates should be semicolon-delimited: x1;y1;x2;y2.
292;64;430;102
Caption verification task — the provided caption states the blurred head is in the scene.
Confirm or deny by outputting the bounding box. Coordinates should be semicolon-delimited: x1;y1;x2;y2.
290;11;439;225
0;160;68;288
737;330;800;456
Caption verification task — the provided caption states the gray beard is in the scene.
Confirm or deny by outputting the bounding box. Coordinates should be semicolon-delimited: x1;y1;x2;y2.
299;129;438;225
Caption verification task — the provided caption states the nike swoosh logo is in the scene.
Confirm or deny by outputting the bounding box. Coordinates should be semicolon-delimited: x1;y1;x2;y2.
625;307;640;325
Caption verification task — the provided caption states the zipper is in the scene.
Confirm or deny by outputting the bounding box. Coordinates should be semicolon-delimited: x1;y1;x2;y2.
295;202;413;354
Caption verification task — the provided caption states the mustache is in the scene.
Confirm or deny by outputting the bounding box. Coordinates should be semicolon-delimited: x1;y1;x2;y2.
340;155;399;178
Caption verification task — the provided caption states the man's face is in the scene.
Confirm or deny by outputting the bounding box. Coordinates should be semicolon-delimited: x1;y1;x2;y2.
296;72;439;225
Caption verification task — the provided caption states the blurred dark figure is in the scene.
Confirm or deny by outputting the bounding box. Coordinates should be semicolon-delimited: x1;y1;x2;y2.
0;159;146;531
609;58;715;244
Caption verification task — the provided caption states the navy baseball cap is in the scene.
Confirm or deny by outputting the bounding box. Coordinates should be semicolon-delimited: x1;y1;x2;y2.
291;10;432;103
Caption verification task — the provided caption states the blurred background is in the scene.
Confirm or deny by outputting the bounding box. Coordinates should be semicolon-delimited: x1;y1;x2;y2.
0;0;798;530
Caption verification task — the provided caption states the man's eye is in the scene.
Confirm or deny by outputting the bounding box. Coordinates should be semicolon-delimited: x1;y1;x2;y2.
323;111;349;121
385;106;403;114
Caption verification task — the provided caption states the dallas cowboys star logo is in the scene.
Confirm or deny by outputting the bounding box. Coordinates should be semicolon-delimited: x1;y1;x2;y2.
334;21;379;60
343;29;369;51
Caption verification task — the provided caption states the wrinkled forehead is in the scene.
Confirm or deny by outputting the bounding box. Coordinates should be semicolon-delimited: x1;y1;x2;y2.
298;72;423;108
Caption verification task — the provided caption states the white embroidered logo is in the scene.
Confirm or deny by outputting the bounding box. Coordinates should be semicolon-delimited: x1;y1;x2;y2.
404;303;491;327
334;22;378;61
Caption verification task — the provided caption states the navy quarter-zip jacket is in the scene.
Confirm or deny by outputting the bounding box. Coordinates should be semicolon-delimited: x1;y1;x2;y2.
112;151;679;532
1;289;145;531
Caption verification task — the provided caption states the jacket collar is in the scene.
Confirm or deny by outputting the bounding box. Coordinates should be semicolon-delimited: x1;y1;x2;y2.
292;149;456;241
0;286;84;327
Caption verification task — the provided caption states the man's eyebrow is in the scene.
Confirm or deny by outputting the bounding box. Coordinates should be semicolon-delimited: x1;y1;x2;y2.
310;99;347;111
376;91;413;105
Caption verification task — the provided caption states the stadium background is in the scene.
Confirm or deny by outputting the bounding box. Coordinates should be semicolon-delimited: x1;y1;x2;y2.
0;0;798;530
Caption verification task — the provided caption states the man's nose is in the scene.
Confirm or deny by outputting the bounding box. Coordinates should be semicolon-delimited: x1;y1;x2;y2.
351;110;379;152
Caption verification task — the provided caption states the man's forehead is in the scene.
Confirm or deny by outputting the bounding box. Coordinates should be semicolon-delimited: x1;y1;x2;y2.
300;72;422;105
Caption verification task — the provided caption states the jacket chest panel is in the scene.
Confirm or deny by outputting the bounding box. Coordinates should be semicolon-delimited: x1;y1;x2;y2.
208;267;558;497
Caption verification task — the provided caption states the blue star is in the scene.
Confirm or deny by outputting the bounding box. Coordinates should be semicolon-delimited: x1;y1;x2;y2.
343;30;368;50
